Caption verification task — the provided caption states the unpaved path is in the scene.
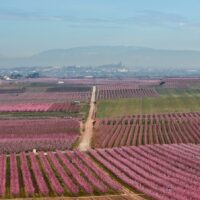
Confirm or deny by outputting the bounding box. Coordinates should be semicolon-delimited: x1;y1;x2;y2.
3;193;145;199
78;86;96;151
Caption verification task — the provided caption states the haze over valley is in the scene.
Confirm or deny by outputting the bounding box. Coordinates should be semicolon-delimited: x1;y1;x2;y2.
1;46;200;68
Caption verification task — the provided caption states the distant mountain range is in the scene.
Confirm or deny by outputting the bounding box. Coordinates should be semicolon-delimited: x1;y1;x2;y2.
1;46;200;68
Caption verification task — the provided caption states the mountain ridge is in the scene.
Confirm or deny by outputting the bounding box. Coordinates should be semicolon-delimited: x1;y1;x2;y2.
1;45;200;68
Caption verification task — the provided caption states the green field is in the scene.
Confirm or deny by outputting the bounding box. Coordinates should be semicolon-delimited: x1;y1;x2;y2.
156;88;200;97
97;89;200;118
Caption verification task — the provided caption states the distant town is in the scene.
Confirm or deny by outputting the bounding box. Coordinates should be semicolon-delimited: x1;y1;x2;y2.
0;62;200;80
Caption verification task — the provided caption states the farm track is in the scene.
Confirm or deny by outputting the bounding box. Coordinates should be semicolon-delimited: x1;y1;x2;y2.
1;193;145;200
122;188;146;200
78;86;96;151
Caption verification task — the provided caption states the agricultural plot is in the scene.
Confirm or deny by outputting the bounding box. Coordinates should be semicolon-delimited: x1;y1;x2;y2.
0;102;80;113
46;85;91;92
96;88;158;100
156;88;200;97
0;151;121;198
97;85;140;90
89;144;200;200
96;81;200;118
93;112;200;148
0;118;80;154
0;88;25;94
0;77;200;200
95;79;160;87
97;93;200;118
161;77;200;88
0;91;91;104
14;78;95;86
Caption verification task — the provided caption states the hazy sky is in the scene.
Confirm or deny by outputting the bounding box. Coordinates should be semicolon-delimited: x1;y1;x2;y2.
1;0;200;57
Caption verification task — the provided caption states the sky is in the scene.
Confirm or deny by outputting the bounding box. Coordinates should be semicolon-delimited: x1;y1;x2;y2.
1;0;200;57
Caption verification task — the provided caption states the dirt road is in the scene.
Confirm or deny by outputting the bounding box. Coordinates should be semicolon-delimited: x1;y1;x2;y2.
78;86;96;151
5;193;145;200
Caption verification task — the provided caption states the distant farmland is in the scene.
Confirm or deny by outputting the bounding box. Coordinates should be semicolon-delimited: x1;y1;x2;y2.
97;89;200;118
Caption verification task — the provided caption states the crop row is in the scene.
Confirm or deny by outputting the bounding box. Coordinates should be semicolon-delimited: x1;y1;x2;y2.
47;102;80;112
99;112;200;125
0;136;78;154
0;102;79;113
0;88;25;94
95;79;160;86
96;88;159;100
0;118;79;133
46;85;91;92
157;77;200;88
89;144;200;200
0;91;91;104
0;151;121;198
0;118;80;154
161;77;200;88
93;112;200;148
28;77;158;86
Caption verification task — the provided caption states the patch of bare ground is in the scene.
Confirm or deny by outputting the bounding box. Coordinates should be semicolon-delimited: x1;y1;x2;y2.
78;86;96;151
